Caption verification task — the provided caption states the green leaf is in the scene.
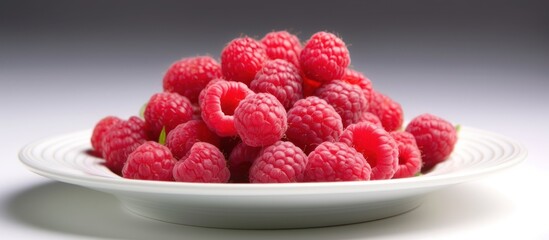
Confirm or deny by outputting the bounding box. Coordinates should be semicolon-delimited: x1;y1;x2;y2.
414;172;422;177
455;124;461;134
139;103;147;119
158;127;167;145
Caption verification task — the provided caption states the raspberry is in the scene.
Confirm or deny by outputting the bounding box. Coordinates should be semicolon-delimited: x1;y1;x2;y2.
368;90;404;132
405;113;458;171
234;93;287;147
249;141;308;183
91;116;122;156
390;131;422;178
101;116;148;175
250;59;303;110
339;122;398;180
144;92;193;141
173;142;230;183
358;112;383;127
200;80;254;137
286;96;343;154
260;31;302;67
165;120;221;160
305;142;371;182
300;31;350;82
228;141;262;183
162;56;222;103
315;80;368;127
221;37;267;85
122;141;177;181
342;68;373;105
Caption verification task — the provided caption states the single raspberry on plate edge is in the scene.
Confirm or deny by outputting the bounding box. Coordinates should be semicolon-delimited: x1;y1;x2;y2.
250;59;303;110
91;116;122;156
122;141;177;181
405;113;458;172
300;31;350;83
162;56;222;104
200;80;254;137
234;93;287;147
249;141;308;183
339;121;399;180
305;142;371;182
315;80;368;128
260;30;302;67
144;92;193;141
101;116;148;175
173;142;230;183
286;96;343;154
165;119;221;160
221;36;267;85
390;131;422;178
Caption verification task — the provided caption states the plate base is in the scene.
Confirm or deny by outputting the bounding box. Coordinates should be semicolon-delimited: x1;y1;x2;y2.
120;196;424;229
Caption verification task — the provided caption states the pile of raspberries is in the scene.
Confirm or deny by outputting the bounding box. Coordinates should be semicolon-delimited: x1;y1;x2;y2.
91;31;458;183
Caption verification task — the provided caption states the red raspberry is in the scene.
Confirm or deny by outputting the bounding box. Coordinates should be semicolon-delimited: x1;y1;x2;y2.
221;37;267;85
260;31;302;67
173;142;230;183
162;56;222;103
91;116;122;156
121;141;177;181
101;116;148;175
368;90;404;132
228;141;262;183
390;131;422;178
250;59;303;110
144;92;193;141
165;120;221;160
200;80;253;137
286;96;343;154
234;93;287;147
249;141;308;183
342;68;373;105
315;80;368;127
358;112;383;127
339;122;398;180
305;142;371;182
300;31;350;82
405;113;458;171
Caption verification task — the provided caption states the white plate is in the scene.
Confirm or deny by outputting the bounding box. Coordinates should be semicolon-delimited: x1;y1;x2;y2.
18;126;527;229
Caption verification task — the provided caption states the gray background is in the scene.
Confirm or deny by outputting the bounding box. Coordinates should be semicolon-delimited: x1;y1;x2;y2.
1;0;548;239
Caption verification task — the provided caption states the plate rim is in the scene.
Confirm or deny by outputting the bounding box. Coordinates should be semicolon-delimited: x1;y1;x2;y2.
18;126;528;196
